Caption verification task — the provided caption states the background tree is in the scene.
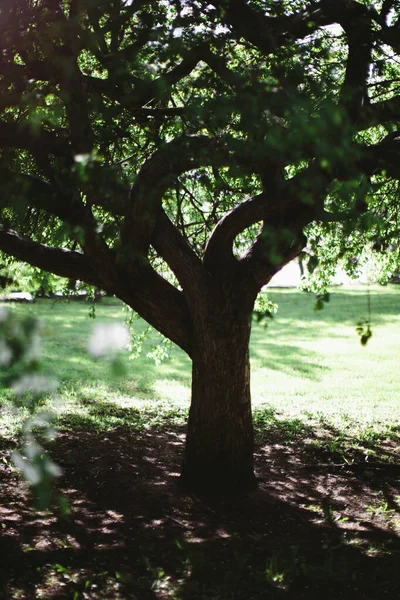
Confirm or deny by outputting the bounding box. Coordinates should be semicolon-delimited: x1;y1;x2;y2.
0;0;399;493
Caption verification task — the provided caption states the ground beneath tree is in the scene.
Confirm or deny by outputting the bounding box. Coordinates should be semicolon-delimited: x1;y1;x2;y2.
0;422;399;600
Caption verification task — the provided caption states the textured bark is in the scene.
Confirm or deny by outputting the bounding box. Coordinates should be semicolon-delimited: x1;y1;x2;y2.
181;304;256;494
1;0;399;498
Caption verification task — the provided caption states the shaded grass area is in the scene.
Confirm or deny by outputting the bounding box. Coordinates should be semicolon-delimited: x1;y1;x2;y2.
0;287;399;598
0;420;399;599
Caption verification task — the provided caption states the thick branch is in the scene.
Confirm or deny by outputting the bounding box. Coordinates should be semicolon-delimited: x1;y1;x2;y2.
0;226;193;354
0;161;122;287
121;132;274;265
120;135;243;260
360;131;400;179
0;168;83;224
0;228;100;285
61;71;94;154
379;0;397;25
338;8;373;124
0;121;70;156
360;96;400;129
379;23;400;53
204;194;268;275
240;221;307;291
205;165;329;288
118;266;193;356
211;0;377;55
211;0;306;54
151;210;212;303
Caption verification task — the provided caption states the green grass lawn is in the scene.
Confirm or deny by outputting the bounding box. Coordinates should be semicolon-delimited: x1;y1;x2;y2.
251;285;400;433
0;285;399;442
1;286;400;600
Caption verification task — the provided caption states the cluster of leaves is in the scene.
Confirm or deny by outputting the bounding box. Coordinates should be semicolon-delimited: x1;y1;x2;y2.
0;0;399;356
0;308;60;509
0;305;130;510
0;2;393;252
356;317;373;346
253;292;278;328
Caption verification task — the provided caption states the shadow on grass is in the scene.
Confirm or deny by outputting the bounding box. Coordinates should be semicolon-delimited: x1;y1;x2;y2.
58;395;189;433
258;288;400;342
1;403;400;599
250;342;328;380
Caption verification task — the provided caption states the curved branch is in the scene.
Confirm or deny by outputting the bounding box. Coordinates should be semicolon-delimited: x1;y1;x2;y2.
120;135;252;259
360;131;400;179
338;9;373;124
240;219;308;291
0;228;100;285
151;209;212;303
0;168;83;224
211;0;308;54
81;44;209;112
205;165;329;287
0;121;70;156
380;23;400;53
0;226;193;355
204;194;268;274
119;266;193;356
360;96;400;129
213;0;376;127
211;0;377;55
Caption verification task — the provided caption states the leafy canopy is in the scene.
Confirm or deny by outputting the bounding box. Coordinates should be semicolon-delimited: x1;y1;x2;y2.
0;0;399;349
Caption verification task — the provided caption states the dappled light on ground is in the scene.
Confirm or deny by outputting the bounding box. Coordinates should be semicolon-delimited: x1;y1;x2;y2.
0;412;399;599
1;290;399;598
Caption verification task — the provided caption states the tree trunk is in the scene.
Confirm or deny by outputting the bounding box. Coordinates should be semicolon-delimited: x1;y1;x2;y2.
181;312;257;494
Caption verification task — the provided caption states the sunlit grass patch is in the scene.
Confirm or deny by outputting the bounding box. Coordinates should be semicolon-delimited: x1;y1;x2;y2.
0;286;399;448
251;285;400;437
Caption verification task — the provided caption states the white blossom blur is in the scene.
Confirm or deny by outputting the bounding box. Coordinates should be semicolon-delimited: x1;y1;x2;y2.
88;322;130;358
12;374;58;396
0;339;12;366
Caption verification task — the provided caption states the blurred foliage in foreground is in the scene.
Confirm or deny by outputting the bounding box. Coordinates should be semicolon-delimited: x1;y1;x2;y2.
0;308;60;510
0;307;129;511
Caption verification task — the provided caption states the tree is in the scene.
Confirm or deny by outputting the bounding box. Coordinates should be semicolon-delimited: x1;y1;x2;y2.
0;0;399;493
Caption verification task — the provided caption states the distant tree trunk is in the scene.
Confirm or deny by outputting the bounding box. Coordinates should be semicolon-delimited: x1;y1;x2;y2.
181;306;257;493
298;255;305;278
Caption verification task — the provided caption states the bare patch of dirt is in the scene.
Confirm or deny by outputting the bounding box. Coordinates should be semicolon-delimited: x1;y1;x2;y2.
0;426;399;599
